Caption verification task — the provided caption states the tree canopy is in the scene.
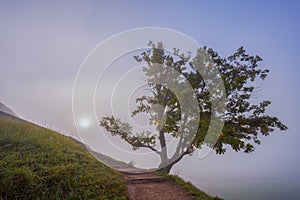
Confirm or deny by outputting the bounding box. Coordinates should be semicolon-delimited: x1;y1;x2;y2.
100;41;287;172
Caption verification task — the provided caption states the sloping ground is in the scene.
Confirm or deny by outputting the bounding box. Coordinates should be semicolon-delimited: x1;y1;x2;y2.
0;103;19;118
73;136;222;199
0;103;22;122
0;103;221;200
0;111;23;122
123;172;222;200
90;150;150;173
0;116;128;199
124;172;191;200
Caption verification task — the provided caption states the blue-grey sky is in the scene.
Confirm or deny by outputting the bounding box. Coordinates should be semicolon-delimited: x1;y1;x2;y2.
1;1;300;199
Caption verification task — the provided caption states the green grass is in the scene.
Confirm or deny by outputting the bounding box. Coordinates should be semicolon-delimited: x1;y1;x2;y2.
158;172;223;200
0;116;128;200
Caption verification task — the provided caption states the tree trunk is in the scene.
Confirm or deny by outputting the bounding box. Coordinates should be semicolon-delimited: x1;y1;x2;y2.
159;130;168;161
158;163;174;173
157;151;188;173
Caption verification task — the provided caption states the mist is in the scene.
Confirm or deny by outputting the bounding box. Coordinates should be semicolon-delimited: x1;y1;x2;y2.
1;1;300;199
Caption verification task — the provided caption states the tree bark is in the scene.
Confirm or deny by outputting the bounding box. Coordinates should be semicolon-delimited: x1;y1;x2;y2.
159;130;168;162
158;150;188;173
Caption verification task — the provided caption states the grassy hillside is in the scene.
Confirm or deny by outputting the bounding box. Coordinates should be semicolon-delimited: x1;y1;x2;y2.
0;116;128;199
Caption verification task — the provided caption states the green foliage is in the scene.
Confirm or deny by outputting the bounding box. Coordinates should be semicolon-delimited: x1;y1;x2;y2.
0;117;128;200
204;46;288;153
101;41;288;171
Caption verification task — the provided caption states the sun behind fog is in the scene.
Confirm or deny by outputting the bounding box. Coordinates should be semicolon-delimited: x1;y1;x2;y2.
79;118;90;128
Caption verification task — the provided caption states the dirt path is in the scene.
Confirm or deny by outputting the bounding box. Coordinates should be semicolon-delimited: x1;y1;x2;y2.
90;151;192;199
123;172;192;200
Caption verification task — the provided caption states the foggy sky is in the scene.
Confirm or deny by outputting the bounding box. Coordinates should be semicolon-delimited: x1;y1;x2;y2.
1;1;300;199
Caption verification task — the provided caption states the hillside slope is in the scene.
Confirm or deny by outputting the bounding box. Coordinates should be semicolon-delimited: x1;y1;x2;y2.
0;103;18;118
0;116;128;199
0;103;22;121
0;112;221;200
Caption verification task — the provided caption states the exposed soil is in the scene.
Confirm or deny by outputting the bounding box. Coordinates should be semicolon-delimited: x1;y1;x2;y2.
89;147;192;199
123;172;192;200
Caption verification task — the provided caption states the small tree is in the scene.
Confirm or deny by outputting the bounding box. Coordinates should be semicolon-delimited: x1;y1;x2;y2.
100;42;287;173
